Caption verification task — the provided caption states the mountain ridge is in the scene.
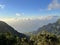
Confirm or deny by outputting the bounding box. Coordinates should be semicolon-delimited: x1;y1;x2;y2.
32;19;60;35
0;21;27;38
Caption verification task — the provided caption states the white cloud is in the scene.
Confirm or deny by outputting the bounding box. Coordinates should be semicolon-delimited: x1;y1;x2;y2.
48;0;60;10
16;13;24;17
16;13;21;16
0;4;5;9
0;16;59;33
38;16;53;20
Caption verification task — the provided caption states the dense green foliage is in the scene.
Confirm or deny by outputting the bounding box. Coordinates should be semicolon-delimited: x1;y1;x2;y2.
0;32;29;45
0;32;60;45
30;31;60;45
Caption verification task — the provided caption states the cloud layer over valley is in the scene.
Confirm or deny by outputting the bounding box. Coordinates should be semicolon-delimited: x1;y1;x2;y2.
0;16;59;33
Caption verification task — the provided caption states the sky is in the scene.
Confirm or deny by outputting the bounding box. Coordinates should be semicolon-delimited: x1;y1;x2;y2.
0;0;60;33
0;0;60;18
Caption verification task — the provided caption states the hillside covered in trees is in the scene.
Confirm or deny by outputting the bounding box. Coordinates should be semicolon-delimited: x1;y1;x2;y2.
0;31;60;45
0;19;60;45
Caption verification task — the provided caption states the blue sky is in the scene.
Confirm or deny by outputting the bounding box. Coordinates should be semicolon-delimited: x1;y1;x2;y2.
0;0;60;18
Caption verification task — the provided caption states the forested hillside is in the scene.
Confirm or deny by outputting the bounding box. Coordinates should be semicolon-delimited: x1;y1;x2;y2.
0;19;60;45
0;31;60;45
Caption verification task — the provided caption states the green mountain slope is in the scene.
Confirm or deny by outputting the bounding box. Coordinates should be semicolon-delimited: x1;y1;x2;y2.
0;21;26;38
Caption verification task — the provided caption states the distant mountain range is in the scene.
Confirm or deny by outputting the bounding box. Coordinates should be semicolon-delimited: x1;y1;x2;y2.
33;19;60;35
0;18;60;38
0;21;27;38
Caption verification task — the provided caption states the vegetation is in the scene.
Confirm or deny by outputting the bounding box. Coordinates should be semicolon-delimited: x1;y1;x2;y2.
0;31;60;45
0;19;60;45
